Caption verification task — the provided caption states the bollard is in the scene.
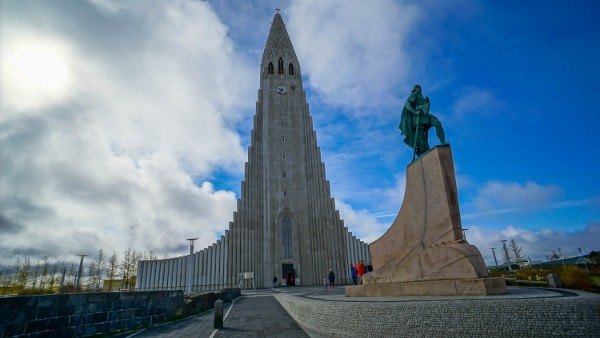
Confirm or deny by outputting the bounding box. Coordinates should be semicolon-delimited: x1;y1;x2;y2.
547;273;562;288
214;299;223;329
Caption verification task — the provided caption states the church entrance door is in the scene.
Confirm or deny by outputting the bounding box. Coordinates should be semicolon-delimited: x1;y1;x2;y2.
282;263;295;286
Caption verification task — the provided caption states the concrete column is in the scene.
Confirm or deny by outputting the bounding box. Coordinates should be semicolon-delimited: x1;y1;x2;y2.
147;261;153;290
135;261;143;290
221;236;226;288
180;256;186;289
148;260;157;290
233;212;240;286
165;259;171;289
174;257;180;289
168;259;175;289
163;259;169;290
224;231;229;287
158;260;164;290
216;240;222;289
195;252;201;292
155;260;161;290
137;261;144;290
209;245;214;290
212;244;218;290
198;250;205;291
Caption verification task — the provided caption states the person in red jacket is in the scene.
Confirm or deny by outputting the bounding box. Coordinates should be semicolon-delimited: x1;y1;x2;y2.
356;261;366;284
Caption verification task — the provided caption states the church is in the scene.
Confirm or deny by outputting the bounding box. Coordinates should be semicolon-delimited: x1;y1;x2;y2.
135;13;370;290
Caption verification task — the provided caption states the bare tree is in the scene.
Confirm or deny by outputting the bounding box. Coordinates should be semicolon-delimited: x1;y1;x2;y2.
106;252;119;290
66;263;77;288
93;249;107;291
509;239;527;267
121;248;133;289
48;262;59;291
40;257;50;289
15;258;31;293
546;250;561;261
87;262;97;291
31;260;41;289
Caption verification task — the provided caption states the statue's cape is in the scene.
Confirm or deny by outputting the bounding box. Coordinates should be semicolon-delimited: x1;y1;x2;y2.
399;108;415;147
399;92;425;148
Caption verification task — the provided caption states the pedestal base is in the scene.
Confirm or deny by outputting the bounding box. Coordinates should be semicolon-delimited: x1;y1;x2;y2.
345;277;507;297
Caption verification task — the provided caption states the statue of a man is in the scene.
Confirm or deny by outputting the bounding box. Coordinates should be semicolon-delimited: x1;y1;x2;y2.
399;85;446;158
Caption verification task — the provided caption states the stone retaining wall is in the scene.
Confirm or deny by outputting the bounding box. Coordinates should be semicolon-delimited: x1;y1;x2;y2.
0;291;183;337
274;288;600;337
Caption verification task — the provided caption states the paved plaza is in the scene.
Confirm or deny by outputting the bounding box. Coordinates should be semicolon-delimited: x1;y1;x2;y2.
120;286;600;337
125;290;308;338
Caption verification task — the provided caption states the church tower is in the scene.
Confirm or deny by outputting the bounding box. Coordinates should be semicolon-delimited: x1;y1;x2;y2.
136;13;371;290
226;12;357;287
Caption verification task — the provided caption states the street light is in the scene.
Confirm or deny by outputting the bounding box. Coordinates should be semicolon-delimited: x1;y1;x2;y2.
186;238;198;293
578;248;589;272
490;248;499;270
75;254;87;290
499;240;512;272
557;248;566;267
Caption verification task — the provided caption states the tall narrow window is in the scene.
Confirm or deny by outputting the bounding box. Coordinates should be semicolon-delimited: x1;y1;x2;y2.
289;63;294;75
268;62;274;74
283;171;287;179
283;190;287;197
282;154;286;160
281;215;292;259
278;58;284;74
281;136;285;143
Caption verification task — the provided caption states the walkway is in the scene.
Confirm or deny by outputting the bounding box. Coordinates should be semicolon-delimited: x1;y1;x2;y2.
127;290;308;338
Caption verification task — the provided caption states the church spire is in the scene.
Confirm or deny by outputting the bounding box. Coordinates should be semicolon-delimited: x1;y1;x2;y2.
262;12;299;76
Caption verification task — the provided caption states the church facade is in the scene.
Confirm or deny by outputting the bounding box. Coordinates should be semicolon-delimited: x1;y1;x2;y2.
136;13;370;290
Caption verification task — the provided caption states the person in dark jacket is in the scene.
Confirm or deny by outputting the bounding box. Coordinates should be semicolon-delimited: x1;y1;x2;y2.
350;264;357;285
272;276;278;288
328;269;335;288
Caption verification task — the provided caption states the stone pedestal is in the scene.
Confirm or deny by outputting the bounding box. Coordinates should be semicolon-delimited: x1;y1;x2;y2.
346;145;506;296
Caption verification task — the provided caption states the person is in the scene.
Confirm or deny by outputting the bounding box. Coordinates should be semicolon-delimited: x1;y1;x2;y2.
399;85;446;158
367;262;373;272
350;264;358;285
323;278;328;290
272;276;278;288
328;269;335;288
356;261;366;284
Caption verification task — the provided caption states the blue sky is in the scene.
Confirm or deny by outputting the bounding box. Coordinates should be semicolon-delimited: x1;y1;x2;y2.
2;0;599;267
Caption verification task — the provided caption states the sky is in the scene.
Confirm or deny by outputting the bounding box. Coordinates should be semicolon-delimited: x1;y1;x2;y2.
2;0;599;268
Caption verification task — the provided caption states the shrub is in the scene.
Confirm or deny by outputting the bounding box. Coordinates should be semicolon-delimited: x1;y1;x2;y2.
553;266;597;292
515;267;550;282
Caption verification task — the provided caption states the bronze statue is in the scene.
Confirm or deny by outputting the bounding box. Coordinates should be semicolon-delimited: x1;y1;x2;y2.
399;85;446;159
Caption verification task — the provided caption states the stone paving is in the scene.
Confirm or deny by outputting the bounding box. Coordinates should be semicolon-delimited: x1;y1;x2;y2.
126;290;307;338
120;286;600;337
275;286;600;337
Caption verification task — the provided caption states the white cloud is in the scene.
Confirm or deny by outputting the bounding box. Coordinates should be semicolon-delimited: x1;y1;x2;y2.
473;180;561;211
288;0;419;109
0;0;253;265
467;223;600;266
336;200;387;243
451;86;505;121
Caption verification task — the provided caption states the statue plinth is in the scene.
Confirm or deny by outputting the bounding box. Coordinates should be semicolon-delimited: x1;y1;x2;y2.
346;145;506;297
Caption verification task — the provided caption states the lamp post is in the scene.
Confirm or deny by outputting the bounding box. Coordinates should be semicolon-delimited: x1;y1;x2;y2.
75;254;87;290
557;248;566;267
578;248;589;271
462;228;469;241
500;240;512;272
186;238;198;293
490;248;499;270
